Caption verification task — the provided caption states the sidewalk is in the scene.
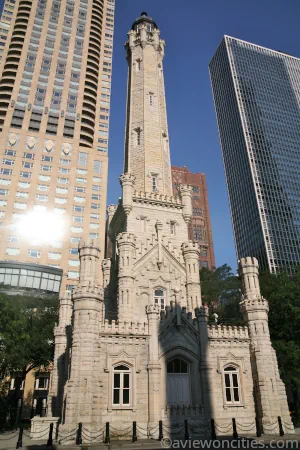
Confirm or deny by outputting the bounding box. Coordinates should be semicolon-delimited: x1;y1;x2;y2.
0;430;299;450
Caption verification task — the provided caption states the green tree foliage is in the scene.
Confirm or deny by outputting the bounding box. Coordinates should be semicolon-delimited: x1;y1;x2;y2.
0;293;59;380
259;270;300;421
200;264;243;323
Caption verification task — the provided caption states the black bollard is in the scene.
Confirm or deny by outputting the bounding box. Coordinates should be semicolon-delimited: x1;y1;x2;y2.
232;418;238;439
76;422;82;446
47;423;53;447
159;420;163;441
211;419;216;440
16;426;23;449
255;417;261;437
132;421;137;442
104;422;110;444
184;419;190;441
278;416;284;437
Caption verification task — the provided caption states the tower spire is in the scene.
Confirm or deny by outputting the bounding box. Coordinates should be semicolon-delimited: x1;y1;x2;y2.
124;13;172;196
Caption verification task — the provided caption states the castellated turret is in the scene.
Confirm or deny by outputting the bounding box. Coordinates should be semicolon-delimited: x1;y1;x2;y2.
182;241;202;312
239;256;293;431
117;232;136;321
239;256;269;334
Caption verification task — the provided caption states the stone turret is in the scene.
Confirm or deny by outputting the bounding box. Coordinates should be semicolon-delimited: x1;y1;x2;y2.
120;173;135;216
182;241;202;313
124;12;172;195
180;185;193;224
63;239;104;430
146;304;161;427
47;291;72;417
239;257;294;433
117;232;136;321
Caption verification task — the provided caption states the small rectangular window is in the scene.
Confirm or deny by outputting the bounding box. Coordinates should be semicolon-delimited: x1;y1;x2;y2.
93;160;102;174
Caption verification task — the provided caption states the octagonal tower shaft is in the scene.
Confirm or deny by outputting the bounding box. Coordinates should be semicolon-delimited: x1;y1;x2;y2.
124;13;172;196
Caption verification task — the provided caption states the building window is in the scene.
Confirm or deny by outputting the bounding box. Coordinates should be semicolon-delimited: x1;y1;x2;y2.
78;152;88;166
134;128;141;146
94;160;102;174
202;250;207;257
28;249;41;258
193;208;202;216
170;222;176;235
223;366;241;405
154;288;165;310
113;364;131;406
192;186;199;193
203;261;208;268
136;59;141;72
35;376;49;390
149;92;154;106
152;175;158;192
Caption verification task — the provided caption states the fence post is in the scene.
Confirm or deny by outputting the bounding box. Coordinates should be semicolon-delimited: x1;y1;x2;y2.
76;422;82;446
211;419;216;440
47;423;53;447
15;398;23;427
184;419;190;440
278;416;284;437
255;417;261;437
132;421;137;442
104;422;110;444
159;420;163;441
16;426;23;449
232;418;238;439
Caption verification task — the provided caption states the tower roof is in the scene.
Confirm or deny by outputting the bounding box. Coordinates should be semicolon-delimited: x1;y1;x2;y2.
132;12;158;31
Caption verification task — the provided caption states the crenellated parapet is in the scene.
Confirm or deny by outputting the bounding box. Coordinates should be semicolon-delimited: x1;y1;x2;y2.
133;191;182;208
207;324;250;340
117;232;136;247
100;319;149;335
126;24;165;57
72;281;103;302
182;241;200;256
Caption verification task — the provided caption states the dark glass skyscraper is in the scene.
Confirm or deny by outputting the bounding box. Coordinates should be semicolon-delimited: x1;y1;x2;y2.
209;36;300;273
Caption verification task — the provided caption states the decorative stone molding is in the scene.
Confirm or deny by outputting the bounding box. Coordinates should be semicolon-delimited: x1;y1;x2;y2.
45;139;54;152
146;304;160;315
62;142;71;155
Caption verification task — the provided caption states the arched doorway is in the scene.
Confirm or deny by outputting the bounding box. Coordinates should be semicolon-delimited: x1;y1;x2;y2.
167;358;190;405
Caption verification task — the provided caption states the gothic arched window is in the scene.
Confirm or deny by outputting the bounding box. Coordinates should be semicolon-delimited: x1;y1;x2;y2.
154;288;165;310
167;358;188;373
113;364;131;406
223;365;241;404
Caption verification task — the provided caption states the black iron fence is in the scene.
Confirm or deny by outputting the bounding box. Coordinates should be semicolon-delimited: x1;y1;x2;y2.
0;416;295;448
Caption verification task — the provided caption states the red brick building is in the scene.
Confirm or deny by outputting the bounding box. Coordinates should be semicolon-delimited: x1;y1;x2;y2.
171;166;215;270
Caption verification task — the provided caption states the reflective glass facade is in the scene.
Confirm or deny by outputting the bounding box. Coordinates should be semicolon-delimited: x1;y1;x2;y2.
0;261;62;294
209;36;300;273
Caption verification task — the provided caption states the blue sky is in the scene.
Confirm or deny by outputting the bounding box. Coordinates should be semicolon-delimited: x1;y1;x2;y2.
108;0;300;271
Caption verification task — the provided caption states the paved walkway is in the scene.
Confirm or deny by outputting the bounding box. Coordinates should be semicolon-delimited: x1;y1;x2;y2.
0;430;300;450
